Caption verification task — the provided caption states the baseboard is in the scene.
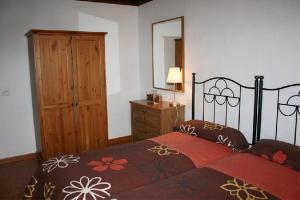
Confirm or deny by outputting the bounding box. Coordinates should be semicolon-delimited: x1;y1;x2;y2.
0;136;132;165
0;152;40;165
108;135;133;146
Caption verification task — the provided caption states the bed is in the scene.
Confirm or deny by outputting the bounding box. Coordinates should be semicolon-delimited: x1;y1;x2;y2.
24;132;237;199
113;144;300;199
24;74;258;199
25;74;300;200
106;76;300;200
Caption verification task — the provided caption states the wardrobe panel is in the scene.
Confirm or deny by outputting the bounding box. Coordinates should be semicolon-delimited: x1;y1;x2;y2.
60;106;78;154
72;35;108;152
73;37;104;101
43;109;64;158
76;104;107;152
43;107;77;159
38;35;74;106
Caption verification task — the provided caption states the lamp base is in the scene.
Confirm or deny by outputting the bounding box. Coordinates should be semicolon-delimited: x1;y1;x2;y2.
169;101;180;107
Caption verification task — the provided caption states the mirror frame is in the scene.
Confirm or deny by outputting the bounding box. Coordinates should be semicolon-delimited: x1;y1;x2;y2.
152;16;185;93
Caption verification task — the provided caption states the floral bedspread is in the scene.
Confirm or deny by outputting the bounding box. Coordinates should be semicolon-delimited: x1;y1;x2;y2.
113;167;279;200
24;139;195;199
113;152;300;200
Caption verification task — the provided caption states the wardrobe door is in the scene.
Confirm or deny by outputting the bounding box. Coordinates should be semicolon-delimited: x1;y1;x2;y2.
34;34;78;159
71;35;108;152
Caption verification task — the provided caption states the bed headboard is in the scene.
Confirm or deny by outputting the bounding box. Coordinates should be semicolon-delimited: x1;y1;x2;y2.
257;78;300;145
192;73;262;144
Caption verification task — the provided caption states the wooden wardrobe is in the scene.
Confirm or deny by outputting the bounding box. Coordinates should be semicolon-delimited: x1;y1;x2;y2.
27;30;108;160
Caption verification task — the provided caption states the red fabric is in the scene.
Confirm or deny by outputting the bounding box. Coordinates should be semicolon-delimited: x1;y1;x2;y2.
272;151;287;164
87;157;128;172
208;153;300;200
150;132;234;168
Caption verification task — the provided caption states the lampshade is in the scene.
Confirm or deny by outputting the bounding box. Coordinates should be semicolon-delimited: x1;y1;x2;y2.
166;67;182;83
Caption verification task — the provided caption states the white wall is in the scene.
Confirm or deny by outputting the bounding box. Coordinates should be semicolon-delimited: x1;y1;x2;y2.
0;0;140;159
139;0;300;143
1;0;300;158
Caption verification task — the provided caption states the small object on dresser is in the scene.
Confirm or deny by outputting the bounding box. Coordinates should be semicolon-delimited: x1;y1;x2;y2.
146;91;153;101
154;94;162;104
152;90;160;104
146;90;162;104
152;90;158;104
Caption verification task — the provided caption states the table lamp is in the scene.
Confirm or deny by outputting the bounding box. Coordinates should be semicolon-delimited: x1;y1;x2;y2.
166;67;182;107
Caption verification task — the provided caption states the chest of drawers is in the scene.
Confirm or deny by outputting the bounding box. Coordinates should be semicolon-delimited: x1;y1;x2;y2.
130;100;185;141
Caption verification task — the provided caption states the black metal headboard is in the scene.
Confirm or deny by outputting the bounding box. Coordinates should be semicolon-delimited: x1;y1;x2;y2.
257;78;300;145
192;73;262;144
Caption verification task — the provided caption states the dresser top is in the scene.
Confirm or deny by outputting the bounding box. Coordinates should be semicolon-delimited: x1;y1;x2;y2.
130;100;185;110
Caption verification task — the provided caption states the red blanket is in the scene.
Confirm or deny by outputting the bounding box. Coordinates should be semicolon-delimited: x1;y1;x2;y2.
151;132;234;167
114;153;300;200
208;153;300;200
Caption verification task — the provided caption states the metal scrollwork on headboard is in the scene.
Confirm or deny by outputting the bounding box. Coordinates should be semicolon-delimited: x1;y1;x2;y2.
192;73;257;134
261;82;300;145
276;90;300;144
203;78;241;128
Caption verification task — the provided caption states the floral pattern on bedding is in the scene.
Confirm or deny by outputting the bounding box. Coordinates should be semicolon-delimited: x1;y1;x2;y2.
44;182;56;200
247;139;300;171
62;176;111;200
261;151;287;165
148;145;180;156
217;135;238;152
174;120;249;151
220;178;268;200
113;167;278;200
24;176;38;199
42;155;80;173
179;124;197;136
26;139;195;199
87;157;128;172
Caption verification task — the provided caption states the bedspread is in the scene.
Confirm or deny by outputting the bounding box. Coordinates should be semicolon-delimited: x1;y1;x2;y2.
25;132;233;199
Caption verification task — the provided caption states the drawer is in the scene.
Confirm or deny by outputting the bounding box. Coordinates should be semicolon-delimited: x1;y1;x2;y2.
131;104;161;129
131;103;145;118
132;120;160;140
131;100;185;142
133;126;160;141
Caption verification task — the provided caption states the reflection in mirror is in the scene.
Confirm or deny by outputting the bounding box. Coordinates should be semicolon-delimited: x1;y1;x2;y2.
153;17;184;92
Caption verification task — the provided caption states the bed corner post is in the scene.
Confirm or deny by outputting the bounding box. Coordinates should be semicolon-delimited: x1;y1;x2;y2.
256;76;264;142
252;76;259;145
192;73;196;120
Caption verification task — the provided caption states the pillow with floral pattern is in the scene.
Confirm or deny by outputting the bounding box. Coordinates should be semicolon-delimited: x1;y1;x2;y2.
246;139;300;171
173;120;249;151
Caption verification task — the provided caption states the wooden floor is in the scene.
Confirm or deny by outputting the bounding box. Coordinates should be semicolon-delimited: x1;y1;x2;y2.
0;158;40;199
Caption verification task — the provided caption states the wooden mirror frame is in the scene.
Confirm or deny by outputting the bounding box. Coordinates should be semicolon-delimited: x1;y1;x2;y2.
152;16;185;92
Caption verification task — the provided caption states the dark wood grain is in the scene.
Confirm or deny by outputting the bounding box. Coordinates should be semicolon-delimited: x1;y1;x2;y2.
108;135;133;146
0;153;40;165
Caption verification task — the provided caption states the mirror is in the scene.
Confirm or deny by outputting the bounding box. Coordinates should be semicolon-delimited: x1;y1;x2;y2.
152;16;184;92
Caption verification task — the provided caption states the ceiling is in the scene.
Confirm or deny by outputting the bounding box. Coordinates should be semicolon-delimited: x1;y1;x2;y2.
78;0;152;6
